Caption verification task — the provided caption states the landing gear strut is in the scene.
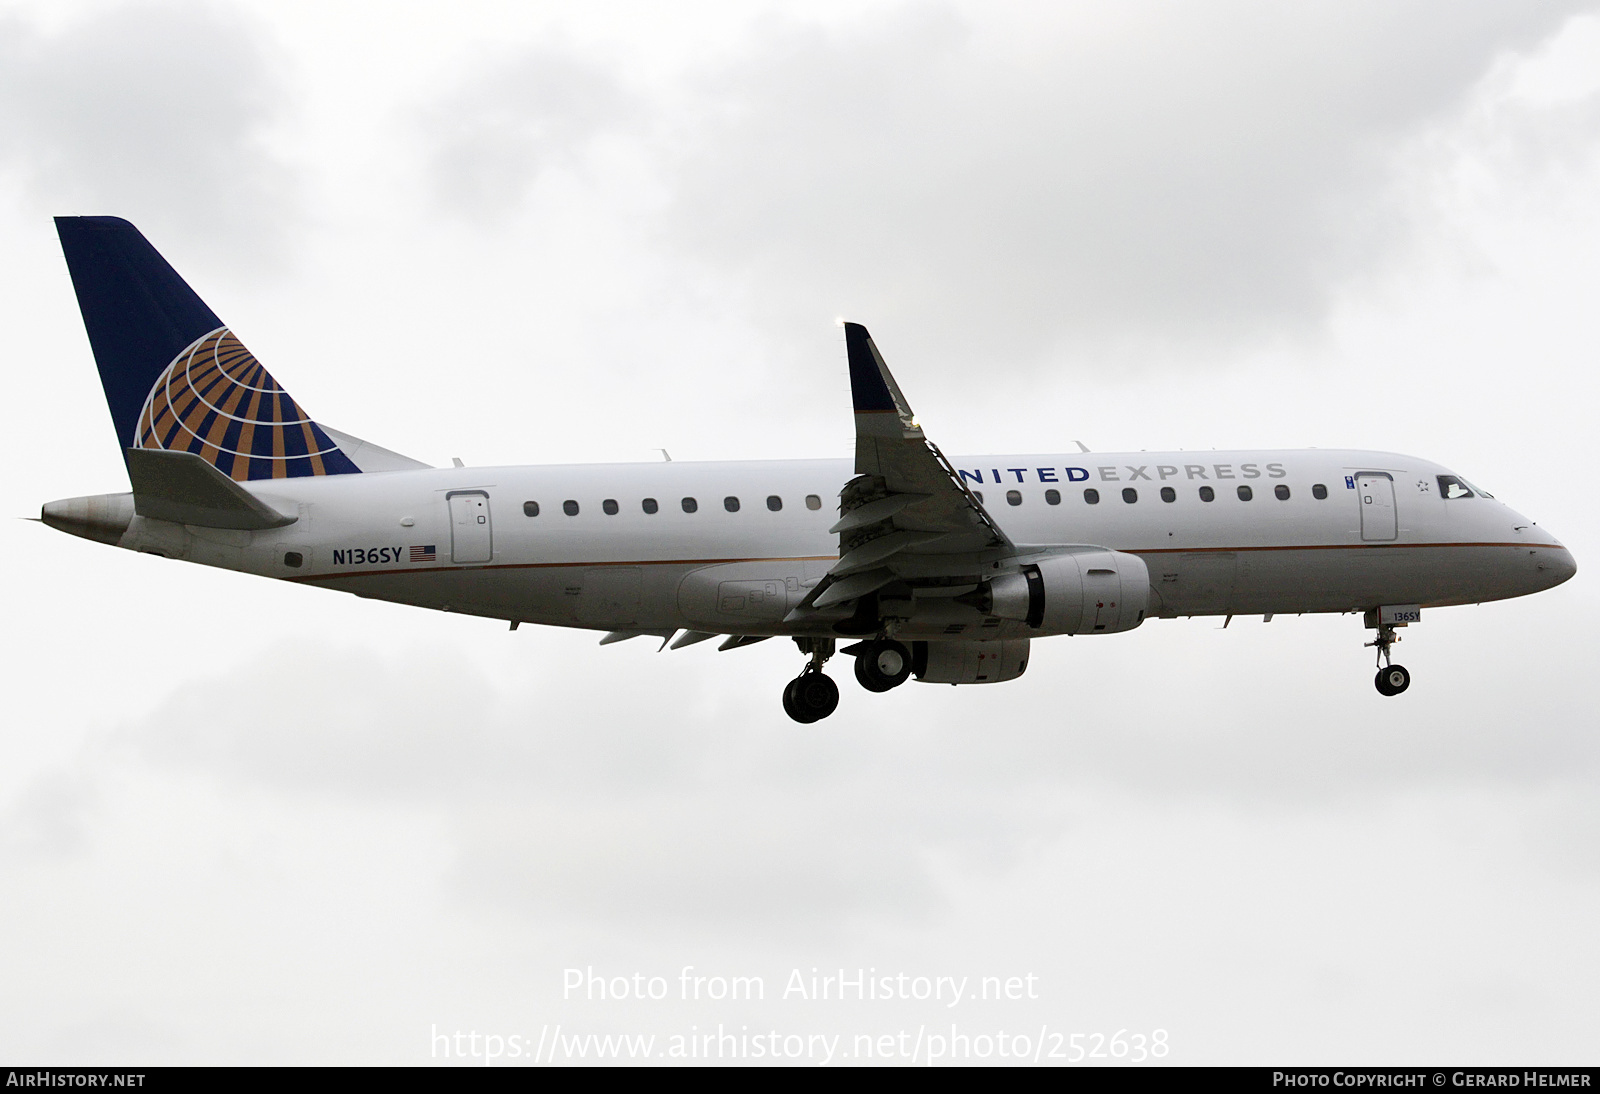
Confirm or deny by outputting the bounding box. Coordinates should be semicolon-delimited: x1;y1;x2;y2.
1364;620;1411;697
783;638;839;723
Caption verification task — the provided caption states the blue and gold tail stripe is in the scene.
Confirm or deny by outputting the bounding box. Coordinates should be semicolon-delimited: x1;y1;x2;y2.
133;328;360;480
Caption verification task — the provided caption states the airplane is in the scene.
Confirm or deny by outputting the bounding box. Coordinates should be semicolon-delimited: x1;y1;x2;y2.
39;217;1577;722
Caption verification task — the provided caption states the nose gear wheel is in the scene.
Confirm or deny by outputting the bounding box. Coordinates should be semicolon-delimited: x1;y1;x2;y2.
1364;621;1412;697
1374;664;1411;696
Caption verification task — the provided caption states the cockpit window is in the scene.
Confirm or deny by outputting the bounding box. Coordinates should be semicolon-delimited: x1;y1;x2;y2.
1463;478;1493;499
1437;475;1474;500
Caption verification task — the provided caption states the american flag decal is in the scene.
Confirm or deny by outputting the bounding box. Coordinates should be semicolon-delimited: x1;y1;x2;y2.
409;545;436;562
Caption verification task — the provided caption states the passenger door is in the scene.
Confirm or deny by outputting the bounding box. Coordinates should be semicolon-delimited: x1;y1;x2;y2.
448;491;493;563
1356;473;1397;542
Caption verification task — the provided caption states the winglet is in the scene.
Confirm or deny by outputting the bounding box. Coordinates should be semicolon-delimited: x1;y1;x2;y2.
844;322;920;435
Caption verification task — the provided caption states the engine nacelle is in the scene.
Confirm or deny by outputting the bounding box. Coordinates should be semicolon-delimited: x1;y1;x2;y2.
912;638;1031;685
984;550;1149;637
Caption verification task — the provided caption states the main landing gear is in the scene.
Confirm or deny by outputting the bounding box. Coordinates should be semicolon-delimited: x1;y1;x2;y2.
783;637;839;723
1364;619;1411;697
781;636;915;722
851;638;913;693
782;668;840;723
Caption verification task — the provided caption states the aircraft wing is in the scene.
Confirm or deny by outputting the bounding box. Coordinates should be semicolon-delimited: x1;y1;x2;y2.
799;324;1012;614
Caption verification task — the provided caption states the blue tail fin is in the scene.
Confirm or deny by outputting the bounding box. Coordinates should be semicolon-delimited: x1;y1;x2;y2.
56;216;359;480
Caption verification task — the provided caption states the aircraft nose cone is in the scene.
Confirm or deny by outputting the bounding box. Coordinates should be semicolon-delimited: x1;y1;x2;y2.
1541;545;1577;587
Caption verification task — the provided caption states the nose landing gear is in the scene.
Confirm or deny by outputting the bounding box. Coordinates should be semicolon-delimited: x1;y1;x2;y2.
1374;663;1411;696
1364;619;1411;697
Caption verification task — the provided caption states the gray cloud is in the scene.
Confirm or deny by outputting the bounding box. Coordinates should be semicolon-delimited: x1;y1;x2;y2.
654;2;1597;365
406;4;1600;369
113;643;1004;929
0;3;300;270
418;45;636;222
66;613;1597;937
0;769;98;858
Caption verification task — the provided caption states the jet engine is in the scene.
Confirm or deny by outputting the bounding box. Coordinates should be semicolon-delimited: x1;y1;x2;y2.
911;638;1030;684
969;549;1149;636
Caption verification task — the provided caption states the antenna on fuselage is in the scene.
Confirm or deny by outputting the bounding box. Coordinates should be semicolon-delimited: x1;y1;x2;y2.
657;448;672;462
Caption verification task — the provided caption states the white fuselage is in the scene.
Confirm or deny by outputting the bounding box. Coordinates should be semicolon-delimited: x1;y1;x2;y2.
111;448;1574;638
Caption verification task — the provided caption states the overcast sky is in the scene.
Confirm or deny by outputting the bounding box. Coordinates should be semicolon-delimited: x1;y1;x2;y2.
3;0;1599;1066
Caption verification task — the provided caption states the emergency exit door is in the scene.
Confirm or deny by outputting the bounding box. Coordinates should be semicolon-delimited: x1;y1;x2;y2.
1356;473;1396;542
448;491;493;563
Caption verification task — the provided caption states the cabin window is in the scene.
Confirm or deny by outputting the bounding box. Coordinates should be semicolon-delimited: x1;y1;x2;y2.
767;495;782;512
1122;488;1138;504
1045;489;1061;505
642;497;659;514
1311;484;1328;500
1199;486;1215;502
805;494;822;510
523;501;539;517
1437;475;1474;500
724;496;740;513
602;499;619;515
681;497;698;513
1084;488;1100;505
1160;486;1176;503
1006;489;1022;506
283;551;303;568
1237;485;1253;501
562;500;579;516
974;491;984;503
1274;484;1290;501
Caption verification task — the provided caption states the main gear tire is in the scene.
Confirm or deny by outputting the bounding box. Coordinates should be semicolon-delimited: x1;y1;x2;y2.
784;672;840;722
855;639;912;692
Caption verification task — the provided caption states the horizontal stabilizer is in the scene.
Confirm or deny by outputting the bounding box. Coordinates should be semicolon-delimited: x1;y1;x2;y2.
126;448;296;529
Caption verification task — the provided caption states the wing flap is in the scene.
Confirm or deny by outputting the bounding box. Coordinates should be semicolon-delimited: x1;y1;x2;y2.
827;491;928;534
811;568;899;609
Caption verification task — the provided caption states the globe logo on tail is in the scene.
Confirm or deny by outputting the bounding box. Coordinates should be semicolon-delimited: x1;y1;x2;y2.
132;327;358;480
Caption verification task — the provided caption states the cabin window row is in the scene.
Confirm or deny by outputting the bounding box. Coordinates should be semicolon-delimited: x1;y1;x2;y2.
977;483;1331;505
523;494;824;518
